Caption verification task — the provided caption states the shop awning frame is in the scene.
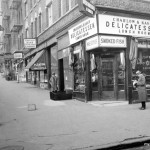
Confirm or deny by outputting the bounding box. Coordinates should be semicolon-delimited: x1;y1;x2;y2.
25;50;45;71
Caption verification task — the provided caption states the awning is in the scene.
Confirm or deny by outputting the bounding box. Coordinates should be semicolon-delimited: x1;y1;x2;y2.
25;50;47;71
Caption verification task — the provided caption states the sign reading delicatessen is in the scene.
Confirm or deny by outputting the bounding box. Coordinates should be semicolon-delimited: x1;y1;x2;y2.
99;14;150;37
68;17;97;45
86;35;127;51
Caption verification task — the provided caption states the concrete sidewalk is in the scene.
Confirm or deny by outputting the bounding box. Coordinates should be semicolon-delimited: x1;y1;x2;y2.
0;76;150;150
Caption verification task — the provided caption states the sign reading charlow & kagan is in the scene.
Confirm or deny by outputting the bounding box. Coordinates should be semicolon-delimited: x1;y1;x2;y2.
99;14;150;37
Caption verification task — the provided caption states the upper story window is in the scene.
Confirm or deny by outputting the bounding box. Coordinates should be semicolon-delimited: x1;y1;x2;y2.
31;22;33;38
34;17;37;37
66;0;70;12
72;0;78;7
30;0;33;9
61;0;77;16
25;1;28;17
21;33;24;48
46;2;53;27
25;28;29;38
39;13;42;34
17;8;23;24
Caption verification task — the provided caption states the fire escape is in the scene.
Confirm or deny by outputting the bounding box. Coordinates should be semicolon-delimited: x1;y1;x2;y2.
9;0;23;54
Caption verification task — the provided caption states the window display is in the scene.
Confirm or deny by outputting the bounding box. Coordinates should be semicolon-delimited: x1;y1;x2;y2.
91;54;98;91
73;47;85;93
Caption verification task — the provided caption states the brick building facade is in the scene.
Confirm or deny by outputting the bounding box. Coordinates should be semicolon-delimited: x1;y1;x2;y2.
1;0;150;103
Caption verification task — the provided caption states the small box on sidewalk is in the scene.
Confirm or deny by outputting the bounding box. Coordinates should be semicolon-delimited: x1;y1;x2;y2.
28;104;36;111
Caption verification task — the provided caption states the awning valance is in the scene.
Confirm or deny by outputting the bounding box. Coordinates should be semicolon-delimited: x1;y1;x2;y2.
25;50;47;71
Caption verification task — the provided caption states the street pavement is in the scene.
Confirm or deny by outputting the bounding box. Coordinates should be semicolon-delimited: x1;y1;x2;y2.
0;74;150;150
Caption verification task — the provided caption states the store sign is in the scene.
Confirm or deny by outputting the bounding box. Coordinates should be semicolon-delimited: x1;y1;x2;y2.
14;53;23;59
86;36;99;50
32;63;46;70
99;14;150;37
138;41;150;48
68;17;97;45
77;0;96;17
24;39;36;48
99;36;126;47
86;35;126;50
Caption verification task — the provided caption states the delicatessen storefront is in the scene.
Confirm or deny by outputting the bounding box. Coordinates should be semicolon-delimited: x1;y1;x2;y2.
68;13;150;103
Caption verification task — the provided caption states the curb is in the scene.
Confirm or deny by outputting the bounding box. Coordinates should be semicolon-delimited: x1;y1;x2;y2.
96;138;150;150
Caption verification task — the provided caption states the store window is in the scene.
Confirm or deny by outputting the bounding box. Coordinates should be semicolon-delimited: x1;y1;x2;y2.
91;54;98;91
73;44;85;93
24;1;28;17
40;70;48;82
132;43;150;100
46;1;53;27
34;17;37;37
61;0;71;15
31;22;33;38
136;48;150;86
39;13;42;34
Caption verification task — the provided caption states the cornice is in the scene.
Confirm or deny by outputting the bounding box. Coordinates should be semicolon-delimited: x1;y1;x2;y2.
94;0;150;14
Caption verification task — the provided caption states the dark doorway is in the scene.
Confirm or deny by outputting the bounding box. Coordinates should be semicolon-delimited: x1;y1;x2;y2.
59;59;65;91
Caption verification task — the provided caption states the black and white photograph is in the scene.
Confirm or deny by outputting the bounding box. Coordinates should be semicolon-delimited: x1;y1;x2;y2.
0;0;150;149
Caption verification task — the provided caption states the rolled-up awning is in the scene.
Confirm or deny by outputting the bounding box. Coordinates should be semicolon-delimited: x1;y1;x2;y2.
25;50;47;71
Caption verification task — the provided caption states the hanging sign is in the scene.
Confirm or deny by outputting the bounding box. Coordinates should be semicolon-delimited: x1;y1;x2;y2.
99;14;150;37
77;0;96;17
68;17;97;45
14;52;23;59
24;39;36;48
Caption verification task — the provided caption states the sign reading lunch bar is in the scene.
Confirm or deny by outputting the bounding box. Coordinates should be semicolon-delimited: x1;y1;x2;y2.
68;17;97;45
99;14;150;37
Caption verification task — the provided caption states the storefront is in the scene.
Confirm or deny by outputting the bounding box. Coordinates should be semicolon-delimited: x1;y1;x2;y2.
85;35;127;100
68;13;150;102
25;50;48;89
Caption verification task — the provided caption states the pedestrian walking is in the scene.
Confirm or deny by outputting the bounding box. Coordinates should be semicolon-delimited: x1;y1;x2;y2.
49;72;58;92
133;70;147;110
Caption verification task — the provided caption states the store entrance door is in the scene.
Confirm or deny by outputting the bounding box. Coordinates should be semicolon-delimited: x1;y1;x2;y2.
101;56;115;99
91;51;125;101
101;53;125;100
